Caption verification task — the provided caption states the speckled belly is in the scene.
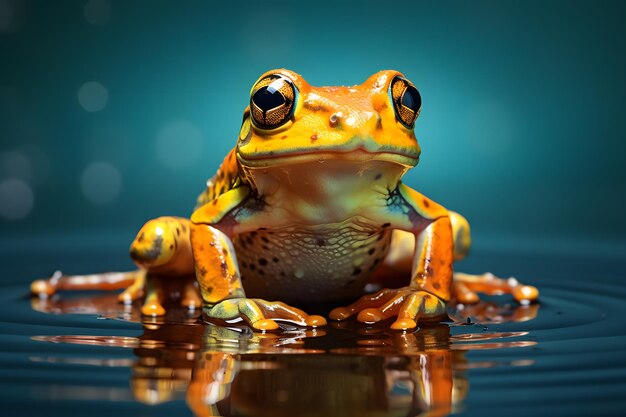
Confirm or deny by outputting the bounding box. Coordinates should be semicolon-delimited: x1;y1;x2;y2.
234;225;392;304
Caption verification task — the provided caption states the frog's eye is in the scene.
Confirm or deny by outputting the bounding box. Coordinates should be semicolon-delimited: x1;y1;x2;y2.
250;75;297;130
389;76;421;128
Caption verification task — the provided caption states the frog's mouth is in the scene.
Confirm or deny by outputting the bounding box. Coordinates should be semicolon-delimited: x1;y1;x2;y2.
237;148;419;169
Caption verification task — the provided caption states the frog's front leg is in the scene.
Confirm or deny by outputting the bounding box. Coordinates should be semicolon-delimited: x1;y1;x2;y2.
191;187;326;331
330;183;453;330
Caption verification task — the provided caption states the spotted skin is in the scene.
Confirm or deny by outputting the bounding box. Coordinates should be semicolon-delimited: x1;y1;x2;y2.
127;216;201;315
130;216;194;274
234;227;392;304
191;223;244;304
195;149;241;210
31;69;538;328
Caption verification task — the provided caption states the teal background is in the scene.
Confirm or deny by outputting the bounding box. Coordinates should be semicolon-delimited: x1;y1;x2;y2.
2;4;626;416
1;1;625;256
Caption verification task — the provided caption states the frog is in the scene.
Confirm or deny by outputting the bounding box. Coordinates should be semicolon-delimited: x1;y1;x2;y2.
31;69;539;330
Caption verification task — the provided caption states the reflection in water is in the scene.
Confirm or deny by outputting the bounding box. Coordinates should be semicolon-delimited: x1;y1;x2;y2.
31;294;538;417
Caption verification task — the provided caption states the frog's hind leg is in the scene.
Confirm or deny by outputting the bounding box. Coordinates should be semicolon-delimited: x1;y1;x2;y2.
129;216;198;316
31;216;199;316
452;272;539;305
447;212;539;305
30;270;143;299
449;211;471;261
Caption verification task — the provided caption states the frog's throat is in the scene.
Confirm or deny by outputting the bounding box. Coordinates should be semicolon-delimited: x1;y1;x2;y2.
236;149;419;169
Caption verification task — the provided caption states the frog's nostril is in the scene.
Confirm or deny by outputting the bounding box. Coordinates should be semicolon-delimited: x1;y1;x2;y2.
329;112;343;127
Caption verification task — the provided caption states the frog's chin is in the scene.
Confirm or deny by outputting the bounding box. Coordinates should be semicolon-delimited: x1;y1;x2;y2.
237;149;419;169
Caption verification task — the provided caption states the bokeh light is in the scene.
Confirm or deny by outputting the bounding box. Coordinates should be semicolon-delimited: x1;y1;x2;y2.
0;178;33;220
0;150;31;183
0;0;24;33
0;1;624;242
84;0;111;26
80;161;122;205
16;145;50;187
155;121;204;169
77;81;109;112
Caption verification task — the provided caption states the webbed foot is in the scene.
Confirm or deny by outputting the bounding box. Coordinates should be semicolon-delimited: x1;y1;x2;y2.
452;272;539;305
329;287;447;330
204;298;327;331
31;270;140;298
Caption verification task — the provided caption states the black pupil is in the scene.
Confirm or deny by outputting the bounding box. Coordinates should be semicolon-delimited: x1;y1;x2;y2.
401;85;421;112
252;83;286;111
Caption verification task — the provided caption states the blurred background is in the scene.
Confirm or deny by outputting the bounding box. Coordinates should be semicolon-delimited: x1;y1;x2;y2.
1;0;625;278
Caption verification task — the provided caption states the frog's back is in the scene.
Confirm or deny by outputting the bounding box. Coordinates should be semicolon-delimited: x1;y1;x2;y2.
195;148;242;210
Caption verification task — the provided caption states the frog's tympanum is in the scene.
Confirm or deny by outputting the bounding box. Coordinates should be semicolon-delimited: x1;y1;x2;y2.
31;69;539;330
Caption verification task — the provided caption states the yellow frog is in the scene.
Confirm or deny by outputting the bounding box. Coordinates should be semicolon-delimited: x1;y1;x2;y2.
31;69;538;330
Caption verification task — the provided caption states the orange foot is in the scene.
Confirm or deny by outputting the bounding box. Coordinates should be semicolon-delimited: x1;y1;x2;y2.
329;287;447;330
452;272;539;305
204;298;327;331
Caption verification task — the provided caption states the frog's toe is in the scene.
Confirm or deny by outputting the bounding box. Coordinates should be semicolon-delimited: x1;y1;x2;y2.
357;308;388;323
331;288;405;323
30;270;65;298
30;279;56;297
305;315;327;327
328;307;352;321
513;285;539;304
141;301;166;316
252;318;280;331
390;318;418;330
329;288;397;321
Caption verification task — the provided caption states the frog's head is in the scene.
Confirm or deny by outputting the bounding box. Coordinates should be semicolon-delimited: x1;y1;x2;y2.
236;69;422;170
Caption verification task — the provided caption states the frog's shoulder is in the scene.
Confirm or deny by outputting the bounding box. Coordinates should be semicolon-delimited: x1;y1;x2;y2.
195;148;244;210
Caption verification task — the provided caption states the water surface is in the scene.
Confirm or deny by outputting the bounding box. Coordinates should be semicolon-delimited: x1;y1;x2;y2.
0;238;625;416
